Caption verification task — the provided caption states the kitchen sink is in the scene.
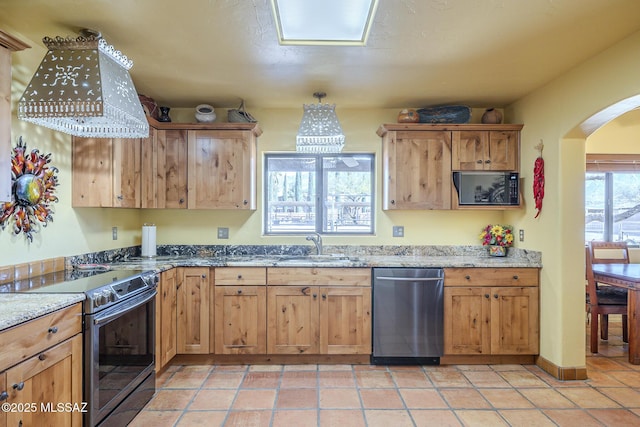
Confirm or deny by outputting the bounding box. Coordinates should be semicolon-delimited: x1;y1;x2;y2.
275;254;355;264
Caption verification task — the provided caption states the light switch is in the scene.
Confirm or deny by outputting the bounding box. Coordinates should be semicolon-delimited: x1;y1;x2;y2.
218;227;229;239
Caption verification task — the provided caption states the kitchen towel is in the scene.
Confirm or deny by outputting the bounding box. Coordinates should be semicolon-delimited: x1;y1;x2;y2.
141;224;157;258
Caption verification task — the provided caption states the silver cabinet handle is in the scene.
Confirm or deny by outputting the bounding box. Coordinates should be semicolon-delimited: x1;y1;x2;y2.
374;276;441;282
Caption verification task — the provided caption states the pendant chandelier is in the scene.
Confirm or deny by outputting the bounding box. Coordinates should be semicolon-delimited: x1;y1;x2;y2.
296;92;345;153
18;29;148;138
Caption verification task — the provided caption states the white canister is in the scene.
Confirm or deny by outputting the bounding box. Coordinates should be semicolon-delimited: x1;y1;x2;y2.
195;104;216;123
141;223;157;258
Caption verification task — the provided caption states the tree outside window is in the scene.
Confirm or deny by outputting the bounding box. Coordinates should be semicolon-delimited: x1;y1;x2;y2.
264;153;374;235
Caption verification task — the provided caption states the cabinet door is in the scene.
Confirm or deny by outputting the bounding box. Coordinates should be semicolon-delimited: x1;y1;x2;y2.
6;334;82;427
451;131;489;170
319;286;371;354
159;129;188;208
214;285;266;354
177;268;210;354
487;130;519;171
444;287;490;355
158;269;177;369
141;127;158;208
187;130;256;209
267;286;319;354
383;130;452;209
142;129;188;209
490;287;539;354
112;137;141;207
72;137;113;207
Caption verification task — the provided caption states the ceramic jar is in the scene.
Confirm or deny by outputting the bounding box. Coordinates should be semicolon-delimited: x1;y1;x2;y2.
195;104;216;123
397;108;419;123
481;108;503;124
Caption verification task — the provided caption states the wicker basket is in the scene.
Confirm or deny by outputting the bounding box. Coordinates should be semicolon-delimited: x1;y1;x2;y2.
227;100;257;123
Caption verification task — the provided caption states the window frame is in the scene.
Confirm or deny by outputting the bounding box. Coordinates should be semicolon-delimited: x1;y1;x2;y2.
586;154;640;244
263;152;375;236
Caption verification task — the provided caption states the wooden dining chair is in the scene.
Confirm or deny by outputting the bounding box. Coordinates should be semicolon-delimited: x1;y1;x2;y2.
586;242;629;353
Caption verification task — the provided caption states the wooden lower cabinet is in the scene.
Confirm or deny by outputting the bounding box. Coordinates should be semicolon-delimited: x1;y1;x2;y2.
5;335;82;427
214;268;267;354
177;267;210;354
266;268;372;355
156;268;178;370
320;286;372;355
443;268;539;355
267;286;320;354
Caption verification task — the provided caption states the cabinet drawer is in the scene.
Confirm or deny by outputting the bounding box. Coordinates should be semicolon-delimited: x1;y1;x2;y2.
444;268;539;287
0;303;82;371
215;267;266;285
267;268;371;286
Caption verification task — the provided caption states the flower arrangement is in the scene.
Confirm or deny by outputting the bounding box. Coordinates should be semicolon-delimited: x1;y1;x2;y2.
480;224;514;248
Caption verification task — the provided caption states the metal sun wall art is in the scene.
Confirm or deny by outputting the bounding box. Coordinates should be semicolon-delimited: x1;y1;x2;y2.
0;137;59;242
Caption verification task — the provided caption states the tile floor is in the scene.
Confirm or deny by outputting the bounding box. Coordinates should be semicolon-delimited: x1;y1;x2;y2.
130;316;640;426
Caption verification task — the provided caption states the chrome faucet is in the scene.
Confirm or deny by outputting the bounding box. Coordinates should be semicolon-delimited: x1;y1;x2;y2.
306;233;323;255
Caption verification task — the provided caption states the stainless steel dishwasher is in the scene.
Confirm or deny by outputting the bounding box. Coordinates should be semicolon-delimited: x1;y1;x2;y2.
371;267;444;365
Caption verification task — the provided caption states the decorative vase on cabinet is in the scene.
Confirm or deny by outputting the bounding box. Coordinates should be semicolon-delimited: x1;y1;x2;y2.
488;245;507;257
481;108;503;124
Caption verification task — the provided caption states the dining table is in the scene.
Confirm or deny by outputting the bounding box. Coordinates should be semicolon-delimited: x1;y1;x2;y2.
592;263;640;364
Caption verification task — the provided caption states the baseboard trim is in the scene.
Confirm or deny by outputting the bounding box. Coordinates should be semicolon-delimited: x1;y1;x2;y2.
535;355;587;380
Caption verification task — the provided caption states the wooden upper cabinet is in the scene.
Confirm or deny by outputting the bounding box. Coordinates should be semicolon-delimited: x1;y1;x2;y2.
72;137;141;208
141;127;188;209
187;129;257;209
0;31;29;203
72;137;114;207
451;128;521;171
381;129;452;210
112;137;141;208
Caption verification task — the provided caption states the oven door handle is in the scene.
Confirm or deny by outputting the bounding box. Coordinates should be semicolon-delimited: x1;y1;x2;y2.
93;290;157;326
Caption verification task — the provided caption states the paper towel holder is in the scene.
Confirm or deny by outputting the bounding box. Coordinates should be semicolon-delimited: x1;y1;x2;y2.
141;223;157;258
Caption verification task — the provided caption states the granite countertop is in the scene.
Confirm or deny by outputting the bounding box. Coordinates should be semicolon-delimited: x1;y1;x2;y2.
0;293;85;332
109;252;542;271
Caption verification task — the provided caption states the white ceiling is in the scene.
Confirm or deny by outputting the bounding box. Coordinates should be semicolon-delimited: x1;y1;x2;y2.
2;0;640;110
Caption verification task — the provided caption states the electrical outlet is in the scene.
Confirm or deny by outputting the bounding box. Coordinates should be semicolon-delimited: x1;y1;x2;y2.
519;229;525;242
112;226;118;240
217;227;229;239
393;225;404;237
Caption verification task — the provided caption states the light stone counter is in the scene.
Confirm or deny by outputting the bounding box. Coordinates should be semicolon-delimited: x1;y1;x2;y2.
107;251;542;271
0;293;85;331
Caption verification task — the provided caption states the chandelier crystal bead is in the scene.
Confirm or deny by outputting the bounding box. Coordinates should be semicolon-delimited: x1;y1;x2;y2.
296;93;345;153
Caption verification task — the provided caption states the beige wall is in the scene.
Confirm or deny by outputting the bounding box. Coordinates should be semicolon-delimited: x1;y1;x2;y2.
508;29;640;368
586;108;640;153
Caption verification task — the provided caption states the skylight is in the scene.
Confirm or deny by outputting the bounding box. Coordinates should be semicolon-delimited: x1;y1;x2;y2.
270;0;378;46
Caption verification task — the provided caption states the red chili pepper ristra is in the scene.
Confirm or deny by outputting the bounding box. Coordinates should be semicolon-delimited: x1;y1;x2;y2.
533;155;544;218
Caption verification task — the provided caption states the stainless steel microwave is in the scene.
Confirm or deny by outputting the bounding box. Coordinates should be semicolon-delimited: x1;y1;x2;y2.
452;172;520;206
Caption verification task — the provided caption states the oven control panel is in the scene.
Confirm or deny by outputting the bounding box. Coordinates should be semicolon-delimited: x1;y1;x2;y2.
87;271;159;312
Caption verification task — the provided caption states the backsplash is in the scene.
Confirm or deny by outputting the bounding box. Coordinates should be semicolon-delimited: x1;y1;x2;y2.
66;245;541;267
